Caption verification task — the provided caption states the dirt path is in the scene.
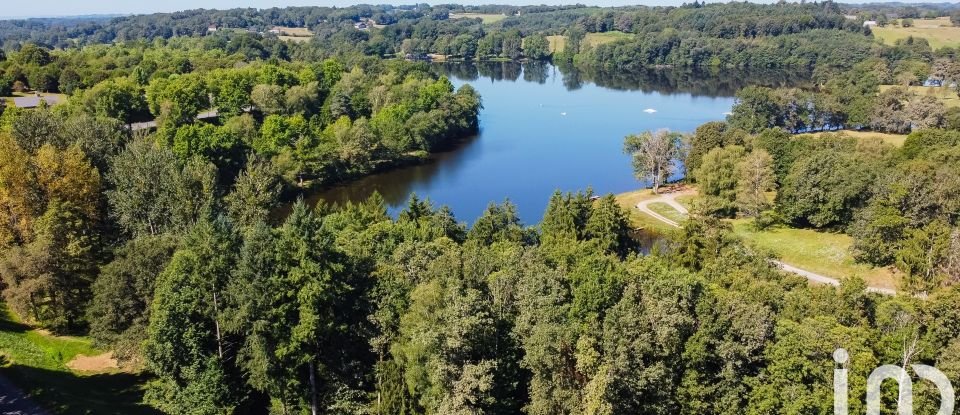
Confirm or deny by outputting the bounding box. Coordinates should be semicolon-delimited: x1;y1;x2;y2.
636;190;896;296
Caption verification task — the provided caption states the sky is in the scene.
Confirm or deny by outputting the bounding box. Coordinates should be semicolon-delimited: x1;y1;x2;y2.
1;0;948;18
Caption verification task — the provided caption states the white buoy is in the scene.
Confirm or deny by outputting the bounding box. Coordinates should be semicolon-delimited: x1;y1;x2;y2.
643;108;657;113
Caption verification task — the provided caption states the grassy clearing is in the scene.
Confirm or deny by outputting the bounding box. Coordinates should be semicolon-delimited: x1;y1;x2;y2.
274;26;313;43
614;189;677;233
619;187;900;289
274;26;312;36
546;31;634;53
879;84;960;109
0;303;157;414
872;17;960;49
798;129;908;147
730;219;900;290
448;13;507;24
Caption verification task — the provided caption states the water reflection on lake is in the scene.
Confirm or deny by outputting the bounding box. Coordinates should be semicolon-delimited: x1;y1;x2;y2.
305;61;806;224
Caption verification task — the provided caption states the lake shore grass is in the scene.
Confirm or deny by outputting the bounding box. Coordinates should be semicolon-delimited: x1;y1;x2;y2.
614;189;679;233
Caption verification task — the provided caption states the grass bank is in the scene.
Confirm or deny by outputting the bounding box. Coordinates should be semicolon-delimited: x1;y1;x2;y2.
0;303;156;414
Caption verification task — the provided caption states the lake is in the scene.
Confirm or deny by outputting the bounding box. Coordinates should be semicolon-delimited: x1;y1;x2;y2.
306;62;804;224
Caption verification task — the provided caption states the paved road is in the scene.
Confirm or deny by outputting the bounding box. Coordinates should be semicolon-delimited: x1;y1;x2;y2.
0;375;49;415
636;190;896;296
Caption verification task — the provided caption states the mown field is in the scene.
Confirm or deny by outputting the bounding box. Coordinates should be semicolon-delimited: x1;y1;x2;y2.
448;12;507;24
546;31;634;53
872;17;960;49
0;304;155;414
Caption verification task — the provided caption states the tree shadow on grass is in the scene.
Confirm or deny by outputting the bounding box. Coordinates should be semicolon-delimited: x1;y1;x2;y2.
0;364;160;415
0;308;30;334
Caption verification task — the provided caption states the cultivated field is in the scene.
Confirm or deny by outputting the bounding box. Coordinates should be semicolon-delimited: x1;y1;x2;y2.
546;31;633;53
872;17;960;49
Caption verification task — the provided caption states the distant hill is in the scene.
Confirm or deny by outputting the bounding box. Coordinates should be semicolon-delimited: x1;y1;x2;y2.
0;14;124;21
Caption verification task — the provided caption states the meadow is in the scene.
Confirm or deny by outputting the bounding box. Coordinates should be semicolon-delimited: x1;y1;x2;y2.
872;17;960;49
546;31;634;53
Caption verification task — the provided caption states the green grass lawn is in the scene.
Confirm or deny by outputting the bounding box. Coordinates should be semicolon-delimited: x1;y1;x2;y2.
872;17;960;49
0;304;157;414
648;202;687;224
547;31;634;53
730;219;899;290
674;195;696;211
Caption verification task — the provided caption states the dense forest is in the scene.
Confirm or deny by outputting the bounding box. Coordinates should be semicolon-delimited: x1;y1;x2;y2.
0;1;956;77
1;2;960;414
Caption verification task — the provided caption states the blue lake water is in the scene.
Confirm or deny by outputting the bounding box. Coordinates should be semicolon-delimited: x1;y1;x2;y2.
308;62;741;224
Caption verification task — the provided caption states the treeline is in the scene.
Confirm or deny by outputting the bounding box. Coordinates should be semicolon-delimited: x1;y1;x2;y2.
577;1;862;38
18;182;960;414
435;60;813;97
727;56;960;133
575;29;878;71
0;2;925;71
